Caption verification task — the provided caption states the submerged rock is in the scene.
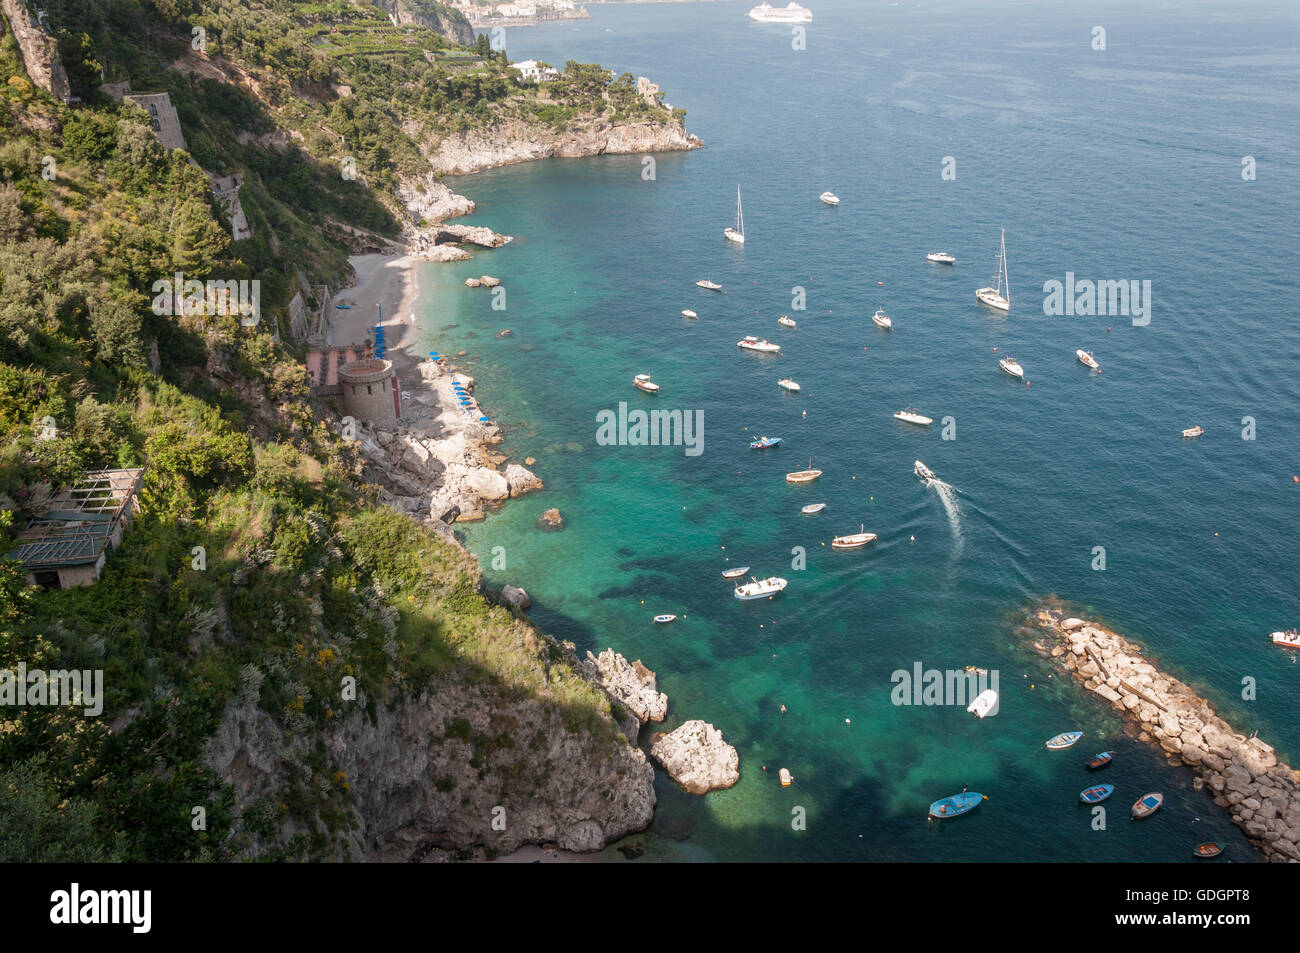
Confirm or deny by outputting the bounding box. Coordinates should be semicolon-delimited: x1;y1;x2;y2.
537;508;566;531
650;720;739;795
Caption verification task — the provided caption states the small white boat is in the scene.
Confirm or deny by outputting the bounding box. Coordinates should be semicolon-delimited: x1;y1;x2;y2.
633;373;659;394
696;279;723;291
1270;629;1300;648
653;614;677;624
914;460;936;482
724;185;745;245
778;767;793;786
682;309;698;319
1182;425;1204;439
894;408;933;426
926;252;956;265
975;228;1011;311
801;503;826;514
967;688;998;719
721;566;751;579
872;309;893;330
831;525;877;549
777;315;797;329
1076;349;1099;369
999;356;1024;379
734;576;788;600
738;336;781;353
786;458;822;483
777;378;800;392
819;191;840;206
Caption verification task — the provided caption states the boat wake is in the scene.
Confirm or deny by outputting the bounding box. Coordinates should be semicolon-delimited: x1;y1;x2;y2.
929;479;964;557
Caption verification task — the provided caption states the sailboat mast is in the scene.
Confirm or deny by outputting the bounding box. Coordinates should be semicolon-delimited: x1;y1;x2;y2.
737;185;744;234
1001;228;1010;303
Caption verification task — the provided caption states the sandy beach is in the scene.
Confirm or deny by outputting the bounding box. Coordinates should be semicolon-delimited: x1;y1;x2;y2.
330;253;423;371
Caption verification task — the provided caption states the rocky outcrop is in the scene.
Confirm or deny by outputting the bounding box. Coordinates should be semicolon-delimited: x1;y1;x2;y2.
206;661;655;858
1;0;71;102
1030;607;1300;863
537;507;565;531
582;649;668;740
500;585;531;612
651;721;739;795
370;0;474;45
504;464;543;497
425;116;703;176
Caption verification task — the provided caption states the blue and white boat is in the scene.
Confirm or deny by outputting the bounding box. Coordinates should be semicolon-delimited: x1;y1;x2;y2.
1086;751;1113;771
1132;792;1164;819
1045;730;1083;750
1079;784;1114;804
928;792;984;819
750;435;782;450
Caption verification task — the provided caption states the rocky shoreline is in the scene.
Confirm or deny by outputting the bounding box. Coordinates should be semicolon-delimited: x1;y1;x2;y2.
1029;606;1300;863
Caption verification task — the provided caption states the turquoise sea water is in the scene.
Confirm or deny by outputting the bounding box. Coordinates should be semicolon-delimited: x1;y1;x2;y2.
417;0;1299;861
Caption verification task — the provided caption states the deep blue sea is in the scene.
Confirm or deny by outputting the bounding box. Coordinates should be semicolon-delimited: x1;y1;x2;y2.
417;0;1300;861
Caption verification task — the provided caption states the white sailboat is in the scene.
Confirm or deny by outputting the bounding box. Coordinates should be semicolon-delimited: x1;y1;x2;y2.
724;185;745;245
975;228;1011;311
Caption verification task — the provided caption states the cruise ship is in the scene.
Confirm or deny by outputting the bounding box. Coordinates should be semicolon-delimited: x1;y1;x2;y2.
748;3;813;24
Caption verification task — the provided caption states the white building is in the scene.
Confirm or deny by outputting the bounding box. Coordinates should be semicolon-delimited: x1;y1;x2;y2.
510;59;560;83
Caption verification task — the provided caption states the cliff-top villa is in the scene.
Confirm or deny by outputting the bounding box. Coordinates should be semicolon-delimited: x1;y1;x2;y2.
4;468;146;590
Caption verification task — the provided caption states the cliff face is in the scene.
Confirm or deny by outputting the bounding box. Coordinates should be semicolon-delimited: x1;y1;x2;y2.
0;0;71;102
371;0;475;45
424;116;704;176
205;637;655;860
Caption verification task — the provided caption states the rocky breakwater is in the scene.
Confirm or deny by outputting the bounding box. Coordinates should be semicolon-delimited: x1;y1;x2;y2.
351;359;543;530
1030;607;1300;863
650;721;740;796
426;115;703;177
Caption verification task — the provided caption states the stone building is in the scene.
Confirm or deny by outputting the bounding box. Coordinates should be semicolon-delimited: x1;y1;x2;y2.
339;358;402;427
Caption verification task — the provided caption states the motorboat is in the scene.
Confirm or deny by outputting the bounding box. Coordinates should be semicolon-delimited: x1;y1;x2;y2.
967;689;998;718
653;614;677;624
894;408;933;426
738;336;781;353
786;458;822;483
696;279;723;291
1182;425;1204;438
733;576;788;600
1270;629;1300;648
914;460;936;482
749;435;782;449
831;525;877;549
819;191;840;206
801;503;826;514
1076;349;1100;369
871;309;893;330
1132;792;1164;820
779;767;793;786
777;378;800;392
1045;730;1083;750
926;252;956;264
777;315;797;329
682;309;698;319
999;356;1024;379
721;566;751;579
633;373;659;394
975;227;1011;311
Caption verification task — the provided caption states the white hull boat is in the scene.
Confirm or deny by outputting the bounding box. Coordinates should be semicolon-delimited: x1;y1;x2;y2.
999;356;1024;379
721;566;751;579
914;460;936;482
778;378;800;392
872;309;893;330
1076;349;1099;369
748;2;812;23
786;458;822;483
696;280;723;291
967;689;998;718
1270;629;1300;648
801;503;826;514
819;191;840;206
682;309;698;319
894;408;933;426
724;185;745;244
926;252;956;265
633;374;659;394
975;228;1011;311
734;576;789;600
831;525;877;549
653;614;677;624
777;315;797;329
738;336;780;353
1182;425;1204;439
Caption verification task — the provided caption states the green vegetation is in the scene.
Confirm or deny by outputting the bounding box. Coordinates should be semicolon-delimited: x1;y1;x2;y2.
0;0;640;862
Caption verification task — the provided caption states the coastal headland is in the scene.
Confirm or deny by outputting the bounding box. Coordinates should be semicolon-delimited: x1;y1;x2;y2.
1030;606;1300;862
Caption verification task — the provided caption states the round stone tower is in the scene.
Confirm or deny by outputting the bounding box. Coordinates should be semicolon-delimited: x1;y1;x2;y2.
339;357;401;427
